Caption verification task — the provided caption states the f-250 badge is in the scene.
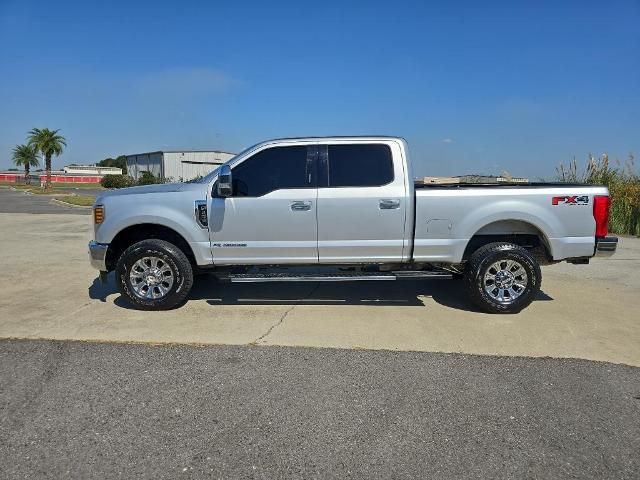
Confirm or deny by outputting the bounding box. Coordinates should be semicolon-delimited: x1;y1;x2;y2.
552;195;589;205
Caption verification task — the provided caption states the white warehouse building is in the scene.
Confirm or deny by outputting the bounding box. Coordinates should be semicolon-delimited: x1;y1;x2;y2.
126;150;235;181
63;165;123;175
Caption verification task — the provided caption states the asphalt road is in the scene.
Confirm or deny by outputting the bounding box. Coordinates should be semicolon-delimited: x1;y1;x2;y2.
0;186;90;214
1;339;638;479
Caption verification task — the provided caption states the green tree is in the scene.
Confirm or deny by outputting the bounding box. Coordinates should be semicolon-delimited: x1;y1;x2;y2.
11;144;40;183
97;155;127;173
27;128;67;188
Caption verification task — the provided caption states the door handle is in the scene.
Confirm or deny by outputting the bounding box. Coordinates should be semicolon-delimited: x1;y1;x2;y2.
290;201;312;211
379;199;401;210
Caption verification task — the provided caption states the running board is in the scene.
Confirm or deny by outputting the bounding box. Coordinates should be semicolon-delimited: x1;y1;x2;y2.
221;271;452;283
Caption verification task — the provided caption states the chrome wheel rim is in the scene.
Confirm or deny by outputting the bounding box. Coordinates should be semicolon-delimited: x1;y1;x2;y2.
129;256;174;300
483;259;528;303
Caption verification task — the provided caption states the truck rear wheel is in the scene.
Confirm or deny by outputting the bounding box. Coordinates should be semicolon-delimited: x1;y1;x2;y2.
464;242;541;314
116;239;193;310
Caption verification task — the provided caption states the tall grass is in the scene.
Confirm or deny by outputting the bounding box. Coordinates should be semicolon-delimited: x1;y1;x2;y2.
556;154;640;236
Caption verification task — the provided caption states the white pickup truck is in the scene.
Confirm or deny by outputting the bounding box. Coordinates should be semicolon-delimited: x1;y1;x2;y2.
89;136;617;313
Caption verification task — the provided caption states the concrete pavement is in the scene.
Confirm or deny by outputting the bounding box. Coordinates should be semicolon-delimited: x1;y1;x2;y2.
1;212;639;366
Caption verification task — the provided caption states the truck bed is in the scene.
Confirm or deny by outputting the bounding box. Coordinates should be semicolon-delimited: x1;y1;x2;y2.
412;183;608;264
415;181;593;189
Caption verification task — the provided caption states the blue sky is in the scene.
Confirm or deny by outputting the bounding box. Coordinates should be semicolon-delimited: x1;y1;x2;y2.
1;0;638;179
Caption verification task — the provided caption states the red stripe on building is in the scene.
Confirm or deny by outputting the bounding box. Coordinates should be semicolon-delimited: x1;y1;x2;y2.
1;174;102;183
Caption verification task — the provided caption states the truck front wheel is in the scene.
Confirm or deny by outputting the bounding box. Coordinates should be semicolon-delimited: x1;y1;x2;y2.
464;242;541;314
116;239;193;310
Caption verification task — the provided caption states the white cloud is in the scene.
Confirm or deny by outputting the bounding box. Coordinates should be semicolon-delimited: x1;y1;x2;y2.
441;138;454;144
135;67;236;98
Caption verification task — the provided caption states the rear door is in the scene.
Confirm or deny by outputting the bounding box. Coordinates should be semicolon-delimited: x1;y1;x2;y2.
209;144;318;264
316;141;408;263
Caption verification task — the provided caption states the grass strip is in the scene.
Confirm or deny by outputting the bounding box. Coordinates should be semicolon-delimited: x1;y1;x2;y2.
54;195;96;207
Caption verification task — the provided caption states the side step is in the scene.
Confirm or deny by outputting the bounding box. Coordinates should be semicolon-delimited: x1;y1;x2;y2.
221;271;452;283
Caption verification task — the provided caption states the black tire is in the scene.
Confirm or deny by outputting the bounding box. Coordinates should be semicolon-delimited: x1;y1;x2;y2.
464;242;541;314
116;239;193;310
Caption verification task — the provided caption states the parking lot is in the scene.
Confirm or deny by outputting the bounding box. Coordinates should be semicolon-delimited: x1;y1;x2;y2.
1;185;639;478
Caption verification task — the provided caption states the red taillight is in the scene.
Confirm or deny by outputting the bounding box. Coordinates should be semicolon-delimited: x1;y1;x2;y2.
593;195;610;237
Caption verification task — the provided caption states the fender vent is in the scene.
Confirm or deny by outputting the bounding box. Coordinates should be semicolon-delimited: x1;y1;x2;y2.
194;200;208;228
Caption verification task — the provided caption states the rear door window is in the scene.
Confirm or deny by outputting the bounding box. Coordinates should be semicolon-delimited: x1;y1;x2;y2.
327;144;394;187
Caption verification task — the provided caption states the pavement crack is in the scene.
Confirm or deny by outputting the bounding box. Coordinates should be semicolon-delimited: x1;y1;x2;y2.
252;305;297;345
58;301;93;323
250;282;321;345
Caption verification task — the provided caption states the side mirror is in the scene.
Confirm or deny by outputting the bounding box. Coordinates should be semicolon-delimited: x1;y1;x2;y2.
217;164;232;197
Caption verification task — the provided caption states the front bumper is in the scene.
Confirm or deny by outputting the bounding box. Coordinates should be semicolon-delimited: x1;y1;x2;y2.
595;236;618;257
88;240;109;270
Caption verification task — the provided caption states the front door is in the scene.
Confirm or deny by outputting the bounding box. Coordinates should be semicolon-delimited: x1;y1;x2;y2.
209;144;318;264
316;142;408;263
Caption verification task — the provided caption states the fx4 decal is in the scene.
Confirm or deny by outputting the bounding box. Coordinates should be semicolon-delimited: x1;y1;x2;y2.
552;195;589;206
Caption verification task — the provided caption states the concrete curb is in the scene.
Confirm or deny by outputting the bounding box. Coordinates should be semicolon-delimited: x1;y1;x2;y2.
10;186;73;197
50;198;93;209
9;186;34;195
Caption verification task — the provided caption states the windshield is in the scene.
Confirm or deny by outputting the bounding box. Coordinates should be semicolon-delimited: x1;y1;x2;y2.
198;143;259;183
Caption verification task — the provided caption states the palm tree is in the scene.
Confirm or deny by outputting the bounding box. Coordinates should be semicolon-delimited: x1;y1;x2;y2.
27;128;67;188
11;144;40;184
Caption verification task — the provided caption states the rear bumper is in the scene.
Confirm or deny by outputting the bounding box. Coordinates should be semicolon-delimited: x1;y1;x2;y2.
595;236;618;257
88;240;109;270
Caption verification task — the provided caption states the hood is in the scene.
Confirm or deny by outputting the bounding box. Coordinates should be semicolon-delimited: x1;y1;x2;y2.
96;182;206;202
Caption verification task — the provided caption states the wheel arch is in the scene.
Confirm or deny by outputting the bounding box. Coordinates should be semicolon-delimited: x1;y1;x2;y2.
105;223;197;272
462;219;553;264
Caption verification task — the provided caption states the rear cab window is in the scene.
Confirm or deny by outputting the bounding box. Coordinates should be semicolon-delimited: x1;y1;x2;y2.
326;144;394;187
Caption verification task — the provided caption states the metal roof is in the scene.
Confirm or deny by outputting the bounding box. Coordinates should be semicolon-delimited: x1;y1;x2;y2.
264;135;406;142
125;149;236;156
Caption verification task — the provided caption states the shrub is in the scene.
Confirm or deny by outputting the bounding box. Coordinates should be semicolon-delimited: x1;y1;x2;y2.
135;171;172;185
610;179;640;236
185;174;204;183
100;174;135;189
556;154;640;236
138;171;161;185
